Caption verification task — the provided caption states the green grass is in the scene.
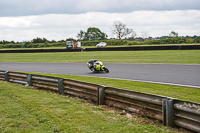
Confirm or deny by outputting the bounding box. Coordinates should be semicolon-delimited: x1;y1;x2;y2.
0;80;177;133
23;72;200;103
0;50;200;64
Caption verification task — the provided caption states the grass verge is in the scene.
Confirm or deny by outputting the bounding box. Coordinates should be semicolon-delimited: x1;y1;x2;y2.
0;50;200;64
0;80;177;133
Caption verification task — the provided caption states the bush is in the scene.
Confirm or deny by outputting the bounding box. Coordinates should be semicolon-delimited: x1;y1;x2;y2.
140;37;193;45
0;44;5;48
194;37;200;43
186;38;194;43
38;43;45;48
127;41;140;45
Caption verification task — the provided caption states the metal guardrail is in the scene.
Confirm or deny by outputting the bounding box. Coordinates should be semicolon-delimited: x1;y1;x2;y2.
6;72;28;84
0;70;6;81
173;100;200;132
102;87;166;122
85;45;200;52
0;70;199;132
63;79;100;103
32;75;60;92
0;48;81;53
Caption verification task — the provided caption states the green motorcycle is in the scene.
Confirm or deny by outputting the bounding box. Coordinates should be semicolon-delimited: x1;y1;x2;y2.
87;60;109;73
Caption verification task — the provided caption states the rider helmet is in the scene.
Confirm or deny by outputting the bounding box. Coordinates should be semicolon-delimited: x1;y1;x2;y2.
90;59;94;63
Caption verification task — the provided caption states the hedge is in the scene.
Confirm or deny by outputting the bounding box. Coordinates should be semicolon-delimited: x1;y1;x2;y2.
81;37;200;46
0;42;66;49
0;37;200;49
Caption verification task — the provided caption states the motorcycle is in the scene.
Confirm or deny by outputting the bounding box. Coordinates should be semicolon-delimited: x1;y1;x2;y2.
87;60;109;73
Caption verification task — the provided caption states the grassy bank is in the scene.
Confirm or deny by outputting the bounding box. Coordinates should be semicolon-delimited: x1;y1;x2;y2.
0;80;177;133
0;50;200;64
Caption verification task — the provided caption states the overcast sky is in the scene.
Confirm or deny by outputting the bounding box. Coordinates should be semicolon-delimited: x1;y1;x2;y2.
0;0;200;41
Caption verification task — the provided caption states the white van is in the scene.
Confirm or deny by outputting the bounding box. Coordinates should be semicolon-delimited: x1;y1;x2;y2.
96;42;107;47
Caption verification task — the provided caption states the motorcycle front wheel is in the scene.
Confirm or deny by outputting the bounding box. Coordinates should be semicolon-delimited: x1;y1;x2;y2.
104;67;109;73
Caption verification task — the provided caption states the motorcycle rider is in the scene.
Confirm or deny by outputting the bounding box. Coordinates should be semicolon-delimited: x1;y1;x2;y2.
87;59;109;73
88;59;97;70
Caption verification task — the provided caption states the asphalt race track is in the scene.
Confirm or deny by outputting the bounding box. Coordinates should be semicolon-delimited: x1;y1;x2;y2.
0;62;200;88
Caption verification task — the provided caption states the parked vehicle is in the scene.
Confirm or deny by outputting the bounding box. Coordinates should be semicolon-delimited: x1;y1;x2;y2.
96;42;107;47
87;59;109;73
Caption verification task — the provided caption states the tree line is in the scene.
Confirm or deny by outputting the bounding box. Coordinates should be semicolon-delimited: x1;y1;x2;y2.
0;37;69;45
80;37;200;46
1;36;200;49
0;42;66;49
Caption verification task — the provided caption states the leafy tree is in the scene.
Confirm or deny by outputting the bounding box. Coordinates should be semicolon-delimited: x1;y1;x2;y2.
77;30;86;40
58;40;65;42
84;27;107;40
51;40;57;43
169;31;178;38
32;37;44;43
43;38;49;43
111;21;136;39
66;38;76;41
10;41;15;44
78;27;107;41
3;40;9;44
194;36;200;43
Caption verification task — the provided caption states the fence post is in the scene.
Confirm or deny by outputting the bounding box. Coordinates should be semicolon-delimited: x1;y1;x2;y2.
27;74;32;86
98;85;105;105
58;79;64;95
166;98;174;127
4;71;9;81
162;99;167;126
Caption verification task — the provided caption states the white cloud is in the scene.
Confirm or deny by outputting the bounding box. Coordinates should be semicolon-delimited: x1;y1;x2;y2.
0;0;200;17
0;10;200;41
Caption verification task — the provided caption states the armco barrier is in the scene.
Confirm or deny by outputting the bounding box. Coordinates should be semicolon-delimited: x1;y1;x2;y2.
0;70;199;132
0;45;200;53
0;70;6;81
173;100;200;132
0;48;81;53
85;45;200;51
103;87;166;122
63;79;100;103
8;72;28;84
32;74;60;92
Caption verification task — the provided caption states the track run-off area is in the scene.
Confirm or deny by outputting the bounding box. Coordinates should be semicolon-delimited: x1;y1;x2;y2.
0;62;200;88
